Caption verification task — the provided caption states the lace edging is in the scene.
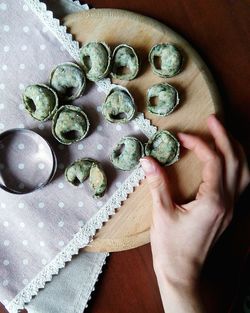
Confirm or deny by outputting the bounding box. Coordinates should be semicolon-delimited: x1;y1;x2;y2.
134;112;157;138
68;0;89;11
6;167;145;312
25;0;82;60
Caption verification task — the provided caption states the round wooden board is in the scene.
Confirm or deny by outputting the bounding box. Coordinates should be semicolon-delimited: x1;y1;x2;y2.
63;9;221;252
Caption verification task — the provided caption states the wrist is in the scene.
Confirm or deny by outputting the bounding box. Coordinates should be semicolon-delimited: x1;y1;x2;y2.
156;267;199;294
155;271;205;313
154;261;201;292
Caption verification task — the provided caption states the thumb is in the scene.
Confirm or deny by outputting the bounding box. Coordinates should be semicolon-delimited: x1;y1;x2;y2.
140;157;174;211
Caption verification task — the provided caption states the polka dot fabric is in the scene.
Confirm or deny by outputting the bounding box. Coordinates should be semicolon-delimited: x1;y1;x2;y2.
0;0;144;307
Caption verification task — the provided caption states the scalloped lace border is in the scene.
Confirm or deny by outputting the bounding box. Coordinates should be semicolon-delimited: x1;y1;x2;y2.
6;1;157;311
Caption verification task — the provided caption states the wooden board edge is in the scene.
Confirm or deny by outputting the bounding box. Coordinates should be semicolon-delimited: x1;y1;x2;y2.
84;227;150;252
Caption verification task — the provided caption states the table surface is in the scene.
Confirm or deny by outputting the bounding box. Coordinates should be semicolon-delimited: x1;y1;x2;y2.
3;1;250;313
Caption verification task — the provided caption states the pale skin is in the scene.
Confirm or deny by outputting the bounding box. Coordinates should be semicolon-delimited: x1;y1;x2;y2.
140;114;250;313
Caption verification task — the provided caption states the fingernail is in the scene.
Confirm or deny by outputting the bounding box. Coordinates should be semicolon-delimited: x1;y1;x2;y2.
140;158;155;175
177;132;185;138
207;114;215;122
177;132;188;141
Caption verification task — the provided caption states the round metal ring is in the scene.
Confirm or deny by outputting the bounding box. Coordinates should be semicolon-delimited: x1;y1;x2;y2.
0;128;57;194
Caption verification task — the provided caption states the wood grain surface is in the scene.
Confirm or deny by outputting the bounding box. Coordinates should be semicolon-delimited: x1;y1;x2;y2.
3;1;249;313
64;8;221;252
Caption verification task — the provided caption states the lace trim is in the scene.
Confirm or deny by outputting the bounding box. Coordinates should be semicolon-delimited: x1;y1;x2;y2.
56;0;90;11
96;78;114;94
134;112;157;138
7;167;145;312
6;1;157;311
26;0;82;60
67;0;89;10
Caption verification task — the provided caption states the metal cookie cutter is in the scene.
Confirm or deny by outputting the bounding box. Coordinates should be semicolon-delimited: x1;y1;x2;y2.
0;129;57;194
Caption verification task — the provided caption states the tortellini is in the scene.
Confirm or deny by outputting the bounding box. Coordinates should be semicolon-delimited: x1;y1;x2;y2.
149;43;183;78
80;42;111;81
101;86;136;124
111;44;139;81
52;105;89;145
65;158;107;198
110;136;144;171
50;62;86;101
145;130;180;166
65;158;93;186
147;83;179;116
23;84;58;121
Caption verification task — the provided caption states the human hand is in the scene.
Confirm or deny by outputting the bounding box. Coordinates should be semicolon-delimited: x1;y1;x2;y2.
140;114;250;312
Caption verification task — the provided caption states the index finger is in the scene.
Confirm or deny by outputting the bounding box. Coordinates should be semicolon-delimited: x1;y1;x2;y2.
178;132;223;192
207;114;250;195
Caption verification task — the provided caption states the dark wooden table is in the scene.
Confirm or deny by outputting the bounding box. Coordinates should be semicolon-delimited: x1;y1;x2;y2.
2;1;250;313
84;1;250;313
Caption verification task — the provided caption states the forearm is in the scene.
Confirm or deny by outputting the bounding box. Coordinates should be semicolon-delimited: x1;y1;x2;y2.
156;271;206;313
